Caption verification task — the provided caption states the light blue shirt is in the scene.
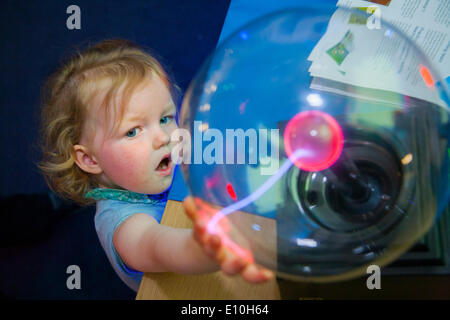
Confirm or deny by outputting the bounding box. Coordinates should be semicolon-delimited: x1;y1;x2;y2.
86;188;167;292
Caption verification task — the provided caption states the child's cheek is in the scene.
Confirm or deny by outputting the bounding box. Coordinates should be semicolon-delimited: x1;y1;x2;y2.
101;143;148;187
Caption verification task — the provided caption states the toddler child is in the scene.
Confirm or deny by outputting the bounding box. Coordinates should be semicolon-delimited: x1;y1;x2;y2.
38;39;272;292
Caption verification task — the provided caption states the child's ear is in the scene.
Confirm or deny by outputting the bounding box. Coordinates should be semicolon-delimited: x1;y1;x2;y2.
73;144;103;174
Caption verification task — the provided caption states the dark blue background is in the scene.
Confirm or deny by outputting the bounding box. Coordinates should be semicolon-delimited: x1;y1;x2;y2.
0;0;231;198
0;0;232;300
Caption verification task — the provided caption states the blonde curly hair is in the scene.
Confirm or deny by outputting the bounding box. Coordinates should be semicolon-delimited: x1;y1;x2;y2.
38;39;178;205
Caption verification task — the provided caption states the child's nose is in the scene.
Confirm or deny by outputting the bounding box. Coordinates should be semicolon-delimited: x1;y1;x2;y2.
153;127;170;149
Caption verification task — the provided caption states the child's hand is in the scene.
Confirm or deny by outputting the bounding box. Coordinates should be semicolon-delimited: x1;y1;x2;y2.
183;196;274;283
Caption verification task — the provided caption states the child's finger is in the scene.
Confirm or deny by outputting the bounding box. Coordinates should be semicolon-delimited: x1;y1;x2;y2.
194;198;219;220
241;264;274;283
183;196;198;220
208;234;221;249
217;215;231;233
221;253;246;276
202;234;220;257
187;198;232;238
193;220;207;242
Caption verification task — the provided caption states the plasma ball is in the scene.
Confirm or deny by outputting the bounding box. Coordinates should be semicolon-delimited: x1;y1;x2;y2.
283;110;344;172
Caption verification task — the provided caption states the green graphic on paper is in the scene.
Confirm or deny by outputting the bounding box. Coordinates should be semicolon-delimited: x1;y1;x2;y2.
326;30;354;66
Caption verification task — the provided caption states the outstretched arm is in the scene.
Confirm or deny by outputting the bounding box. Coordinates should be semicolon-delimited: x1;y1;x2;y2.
113;213;218;275
113;206;273;283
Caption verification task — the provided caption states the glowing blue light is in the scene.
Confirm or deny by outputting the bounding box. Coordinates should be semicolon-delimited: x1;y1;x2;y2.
296;238;318;248
306;93;324;107
252;224;261;231
239;31;249;40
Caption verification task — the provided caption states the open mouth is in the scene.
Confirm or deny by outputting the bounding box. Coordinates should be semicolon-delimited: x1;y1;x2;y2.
156;153;172;172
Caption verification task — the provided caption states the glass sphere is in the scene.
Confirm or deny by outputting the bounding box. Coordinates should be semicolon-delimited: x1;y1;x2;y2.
179;6;450;282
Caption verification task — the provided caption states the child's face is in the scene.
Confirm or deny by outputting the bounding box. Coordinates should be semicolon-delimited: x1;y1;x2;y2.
86;75;178;194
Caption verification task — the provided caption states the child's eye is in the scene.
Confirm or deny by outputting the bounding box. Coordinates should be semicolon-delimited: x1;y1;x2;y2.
125;127;140;138
160;115;174;125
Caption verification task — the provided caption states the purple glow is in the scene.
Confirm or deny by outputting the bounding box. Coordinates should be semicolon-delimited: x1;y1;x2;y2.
207;149;310;233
